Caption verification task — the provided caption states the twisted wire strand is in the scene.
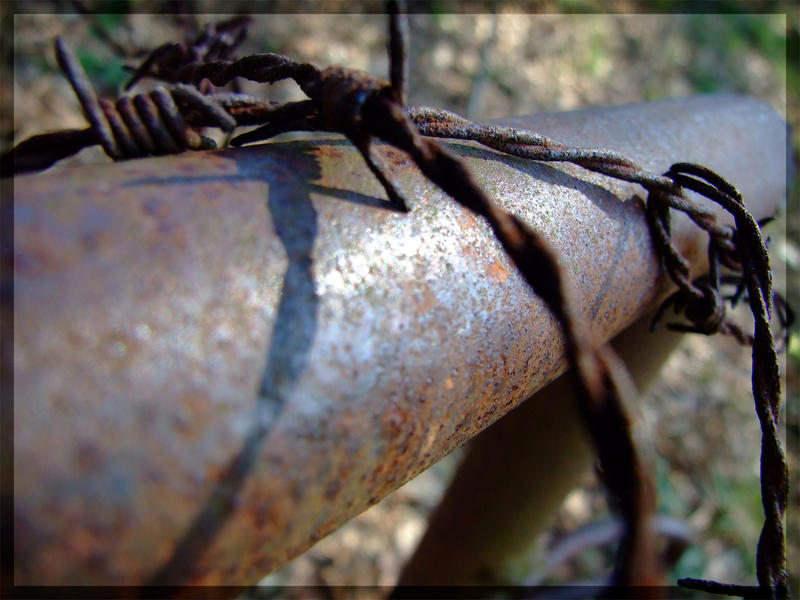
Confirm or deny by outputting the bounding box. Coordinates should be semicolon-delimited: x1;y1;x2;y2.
402;106;788;597
405;106;790;341
655;168;788;599
124;15;252;91
164;52;320;90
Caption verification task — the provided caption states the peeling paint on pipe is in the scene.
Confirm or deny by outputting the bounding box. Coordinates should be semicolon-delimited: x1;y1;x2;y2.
13;95;786;585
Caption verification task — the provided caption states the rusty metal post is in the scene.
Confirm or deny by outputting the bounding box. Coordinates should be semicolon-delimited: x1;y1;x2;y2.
396;312;687;586
12;95;787;586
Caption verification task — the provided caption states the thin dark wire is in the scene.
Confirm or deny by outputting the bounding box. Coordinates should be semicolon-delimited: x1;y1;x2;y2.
387;0;409;105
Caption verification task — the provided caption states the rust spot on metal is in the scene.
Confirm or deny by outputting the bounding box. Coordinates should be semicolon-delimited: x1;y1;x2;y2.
310;144;346;160
414;285;438;315
486;260;510;284
325;480;341;501
74;441;103;472
456;212;479;231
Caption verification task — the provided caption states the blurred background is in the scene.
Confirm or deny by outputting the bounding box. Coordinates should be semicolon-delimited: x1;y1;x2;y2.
4;1;798;595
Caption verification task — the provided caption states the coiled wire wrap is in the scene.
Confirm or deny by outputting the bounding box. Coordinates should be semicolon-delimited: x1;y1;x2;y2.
55;36;235;161
1;38;240;176
4;38;289;177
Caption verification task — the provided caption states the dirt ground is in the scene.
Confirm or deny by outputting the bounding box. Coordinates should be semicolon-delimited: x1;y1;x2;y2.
6;3;799;595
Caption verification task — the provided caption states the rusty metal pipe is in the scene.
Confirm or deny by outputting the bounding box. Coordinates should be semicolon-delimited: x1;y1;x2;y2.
12;94;787;585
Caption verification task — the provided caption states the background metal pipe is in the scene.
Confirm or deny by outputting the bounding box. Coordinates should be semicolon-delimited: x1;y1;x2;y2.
12;94;786;585
396;311;688;586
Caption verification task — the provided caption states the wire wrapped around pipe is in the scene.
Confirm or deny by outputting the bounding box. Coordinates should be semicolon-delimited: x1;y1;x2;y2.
57;36;236;159
4;39;238;175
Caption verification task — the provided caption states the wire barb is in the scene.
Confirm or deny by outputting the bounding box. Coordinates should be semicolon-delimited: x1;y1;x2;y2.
124;15;252;92
4;39;242;175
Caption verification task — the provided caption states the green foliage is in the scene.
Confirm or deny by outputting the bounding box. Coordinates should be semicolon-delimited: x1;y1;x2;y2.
672;545;707;582
710;472;762;578
685;14;786;94
426;0;455;23
92;12;128;29
654;440;762;582
586;31;609;77
789;332;800;371
554;0;603;13
75;48;127;94
72;12;132;94
789;19;799;95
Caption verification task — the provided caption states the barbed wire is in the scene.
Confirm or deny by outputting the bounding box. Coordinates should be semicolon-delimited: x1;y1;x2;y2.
5;9;791;597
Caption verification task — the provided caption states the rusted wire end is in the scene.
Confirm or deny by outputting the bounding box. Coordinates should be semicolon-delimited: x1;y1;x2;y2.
229;100;321;146
1;128;96;176
678;578;784;600
171;84;236;132
124;42;176;90
55;37;121;159
387;0;409;105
